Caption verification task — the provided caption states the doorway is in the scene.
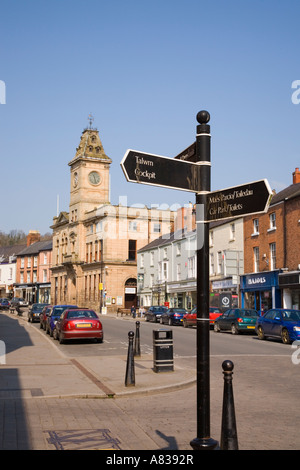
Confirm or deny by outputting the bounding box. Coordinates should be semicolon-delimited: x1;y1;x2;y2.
124;278;137;309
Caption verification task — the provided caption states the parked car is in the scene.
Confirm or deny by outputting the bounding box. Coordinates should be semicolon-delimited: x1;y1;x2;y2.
183;306;223;328
28;303;50;323
0;298;10;310
45;305;78;336
39;305;53;329
53;308;103;344
11;297;28;307
160;308;188;326
214;308;259;334
145;306;168;323
256;308;300;344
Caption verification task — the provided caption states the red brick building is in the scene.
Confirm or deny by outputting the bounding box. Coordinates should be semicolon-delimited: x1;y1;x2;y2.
14;231;52;304
241;169;300;312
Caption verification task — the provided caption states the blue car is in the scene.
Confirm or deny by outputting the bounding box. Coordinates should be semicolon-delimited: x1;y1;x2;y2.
160;308;188;326
145;306;168;323
256;308;300;344
45;305;78;337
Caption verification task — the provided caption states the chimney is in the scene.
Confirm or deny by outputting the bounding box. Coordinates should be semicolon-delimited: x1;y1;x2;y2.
293;167;300;184
27;230;40;246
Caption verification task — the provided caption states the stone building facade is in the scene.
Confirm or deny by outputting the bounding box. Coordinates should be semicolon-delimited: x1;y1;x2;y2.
50;123;175;313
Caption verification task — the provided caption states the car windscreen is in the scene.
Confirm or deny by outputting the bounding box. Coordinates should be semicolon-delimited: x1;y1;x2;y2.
66;310;98;319
239;310;258;317
282;310;300;321
32;305;46;312
52;306;77;316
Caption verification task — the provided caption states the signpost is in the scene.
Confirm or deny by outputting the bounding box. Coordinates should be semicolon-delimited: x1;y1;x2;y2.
121;111;272;451
206;179;273;222
120;149;205;193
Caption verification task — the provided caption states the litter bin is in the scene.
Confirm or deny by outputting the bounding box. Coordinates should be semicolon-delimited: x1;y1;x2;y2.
153;329;174;373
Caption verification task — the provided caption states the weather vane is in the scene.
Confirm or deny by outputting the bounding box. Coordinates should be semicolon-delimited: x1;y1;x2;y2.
88;113;94;129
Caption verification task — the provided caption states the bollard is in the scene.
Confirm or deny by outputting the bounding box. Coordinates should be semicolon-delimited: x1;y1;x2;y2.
134;321;141;357
220;360;238;450
125;331;135;387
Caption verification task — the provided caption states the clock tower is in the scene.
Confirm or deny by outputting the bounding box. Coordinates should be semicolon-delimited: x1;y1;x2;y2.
68;119;112;221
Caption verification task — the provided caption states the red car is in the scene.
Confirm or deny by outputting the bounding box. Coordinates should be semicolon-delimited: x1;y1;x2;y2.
183;306;223;328
53;308;103;344
39;305;53;329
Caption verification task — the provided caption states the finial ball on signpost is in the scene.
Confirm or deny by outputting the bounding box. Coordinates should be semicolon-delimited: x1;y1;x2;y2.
197;110;210;124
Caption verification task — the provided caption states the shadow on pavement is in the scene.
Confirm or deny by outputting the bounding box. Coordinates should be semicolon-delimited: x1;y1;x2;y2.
0;313;33;449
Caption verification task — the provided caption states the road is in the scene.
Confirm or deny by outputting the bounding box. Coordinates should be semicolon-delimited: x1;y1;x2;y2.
24;314;300;449
34;313;293;361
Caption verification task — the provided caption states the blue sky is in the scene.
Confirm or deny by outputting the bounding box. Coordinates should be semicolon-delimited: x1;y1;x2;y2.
0;0;299;235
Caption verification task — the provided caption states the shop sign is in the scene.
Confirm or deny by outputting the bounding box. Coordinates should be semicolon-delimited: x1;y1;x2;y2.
242;271;280;289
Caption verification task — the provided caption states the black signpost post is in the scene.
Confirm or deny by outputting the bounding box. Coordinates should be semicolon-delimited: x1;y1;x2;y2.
190;111;219;450
120;111;272;451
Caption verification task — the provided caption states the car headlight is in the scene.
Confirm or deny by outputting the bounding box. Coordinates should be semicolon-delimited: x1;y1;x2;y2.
293;326;300;332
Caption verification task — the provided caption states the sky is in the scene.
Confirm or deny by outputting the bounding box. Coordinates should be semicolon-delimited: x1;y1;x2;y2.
0;0;300;235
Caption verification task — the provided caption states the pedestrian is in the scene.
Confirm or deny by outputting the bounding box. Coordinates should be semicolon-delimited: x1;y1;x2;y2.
131;305;136;318
139;306;145;318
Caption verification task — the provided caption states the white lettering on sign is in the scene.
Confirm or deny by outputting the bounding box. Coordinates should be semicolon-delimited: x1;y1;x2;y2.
208;188;253;204
134;168;156;180
135;156;154;166
134;155;156;180
248;277;266;285
208;187;255;218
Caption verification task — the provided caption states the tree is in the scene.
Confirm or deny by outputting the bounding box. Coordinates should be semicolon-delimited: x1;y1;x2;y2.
0;230;27;247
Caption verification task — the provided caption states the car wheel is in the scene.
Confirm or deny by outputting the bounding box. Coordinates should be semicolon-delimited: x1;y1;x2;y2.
214;322;220;332
53;328;57;340
231;324;239;335
257;325;265;340
281;328;291;344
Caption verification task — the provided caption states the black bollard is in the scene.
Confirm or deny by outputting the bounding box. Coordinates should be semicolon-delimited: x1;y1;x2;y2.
125;331;135;387
220;360;238;450
134;321;141;357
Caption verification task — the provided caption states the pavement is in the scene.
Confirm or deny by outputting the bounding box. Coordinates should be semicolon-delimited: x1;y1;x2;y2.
0;309;198;451
0;310;196;400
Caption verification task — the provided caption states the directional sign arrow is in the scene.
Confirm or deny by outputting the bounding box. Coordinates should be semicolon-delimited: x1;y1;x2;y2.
204;179;273;222
121;149;207;193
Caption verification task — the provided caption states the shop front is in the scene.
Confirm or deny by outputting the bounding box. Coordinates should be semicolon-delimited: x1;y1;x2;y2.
167;280;196;310
37;283;51;304
210;277;239;311
278;271;300;309
240;270;282;314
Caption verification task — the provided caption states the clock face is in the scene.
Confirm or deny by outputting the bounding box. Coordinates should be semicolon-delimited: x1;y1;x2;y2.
88;171;101;185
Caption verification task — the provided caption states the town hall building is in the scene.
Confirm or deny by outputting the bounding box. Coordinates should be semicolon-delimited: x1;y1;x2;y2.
50;119;175;313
